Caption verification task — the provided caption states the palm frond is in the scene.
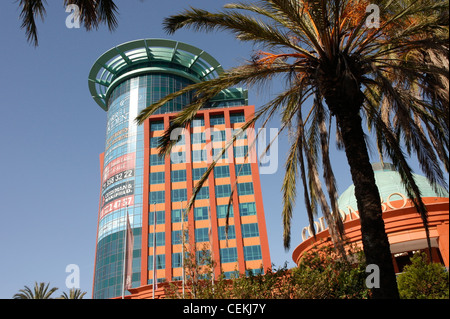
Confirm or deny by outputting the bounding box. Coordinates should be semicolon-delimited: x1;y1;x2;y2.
316;97;344;237
18;0;47;46
138;0;448;281
164;7;294;52
97;0;119;30
369;67;449;192
363;101;434;255
13;282;58;299
19;0;118;46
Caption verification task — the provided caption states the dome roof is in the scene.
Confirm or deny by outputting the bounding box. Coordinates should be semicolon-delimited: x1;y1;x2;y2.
338;163;449;212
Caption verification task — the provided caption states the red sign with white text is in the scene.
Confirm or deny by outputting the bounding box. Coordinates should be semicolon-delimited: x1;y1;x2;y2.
102;153;136;182
100;195;134;220
100;152;136;219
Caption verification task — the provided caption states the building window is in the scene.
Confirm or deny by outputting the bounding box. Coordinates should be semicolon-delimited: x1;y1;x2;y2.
170;150;186;164
213;148;228;159
192;167;207;180
243;245;262;261
246;268;264;276
234;145;248;158
191;117;204;127
223;271;240;279
218;225;236;240
148;232;165;247
150;154;165;166
241;223;259;238
150;171;165;184
174;134;185;146
232;128;247;140
239;202;256;216
196;250;211;265
172;230;188;245
195;228;209;243
191;132;206;144
230;112;245;124
235;163;251;176
171;209;188;223
150;121;164;131
150;136;161;148
149;210;165;225
238;182;254;196
148;254;165;270
211;130;226;142
214;165;230;178
172;252;182;268
192;149;207;163
172;188;187;202
217;204;233;218
210;114;225;126
215;184;232;198
196;186;209;200
171;169;186;182
172;252;188;268
220;247;238;263
194;207;209;221
149;191;165;204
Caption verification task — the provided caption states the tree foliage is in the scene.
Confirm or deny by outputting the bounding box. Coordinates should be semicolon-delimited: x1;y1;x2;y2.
13;282;58;299
165;242;370;299
17;0;119;46
60;288;87;299
137;0;448;299
397;252;449;299
13;282;87;299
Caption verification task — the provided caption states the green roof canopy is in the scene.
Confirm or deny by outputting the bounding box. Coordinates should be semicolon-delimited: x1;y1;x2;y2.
338;163;449;212
89;39;230;111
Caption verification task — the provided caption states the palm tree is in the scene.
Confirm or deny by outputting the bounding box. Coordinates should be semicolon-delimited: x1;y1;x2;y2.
13;282;58;299
17;0;119;46
136;0;449;298
60;288;87;299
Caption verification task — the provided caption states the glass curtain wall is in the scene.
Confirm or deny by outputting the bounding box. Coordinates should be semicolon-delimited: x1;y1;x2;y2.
93;73;193;299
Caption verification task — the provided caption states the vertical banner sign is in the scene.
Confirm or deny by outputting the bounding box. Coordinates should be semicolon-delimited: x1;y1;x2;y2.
153;206;158;292
124;213;134;291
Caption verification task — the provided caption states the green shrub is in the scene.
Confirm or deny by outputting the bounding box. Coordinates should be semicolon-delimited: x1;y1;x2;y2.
291;243;370;299
397;252;449;299
165;241;371;299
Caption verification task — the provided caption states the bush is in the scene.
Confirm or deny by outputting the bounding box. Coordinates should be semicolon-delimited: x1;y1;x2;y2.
397;252;449;299
291;242;370;299
165;241;371;299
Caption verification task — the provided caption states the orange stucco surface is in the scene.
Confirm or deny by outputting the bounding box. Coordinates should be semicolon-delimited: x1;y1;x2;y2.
292;197;449;267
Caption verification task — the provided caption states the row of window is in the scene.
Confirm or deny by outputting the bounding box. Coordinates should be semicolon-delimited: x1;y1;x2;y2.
150;112;245;132
149;164;252;185
150;146;249;165
156;268;264;282
148;202;256;225
148;245;262;269
151;129;247;148
148;223;259;248
220;245;262;263
149;182;253;203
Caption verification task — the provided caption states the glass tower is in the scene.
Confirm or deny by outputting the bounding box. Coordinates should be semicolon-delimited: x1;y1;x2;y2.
89;39;271;299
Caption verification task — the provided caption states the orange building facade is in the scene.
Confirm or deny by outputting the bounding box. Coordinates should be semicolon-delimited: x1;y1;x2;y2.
292;163;449;273
89;39;271;299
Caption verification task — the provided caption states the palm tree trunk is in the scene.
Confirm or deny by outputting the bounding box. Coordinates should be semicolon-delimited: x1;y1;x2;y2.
334;107;400;299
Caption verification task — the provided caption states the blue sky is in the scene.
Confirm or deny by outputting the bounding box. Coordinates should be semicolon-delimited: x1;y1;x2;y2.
0;1;439;299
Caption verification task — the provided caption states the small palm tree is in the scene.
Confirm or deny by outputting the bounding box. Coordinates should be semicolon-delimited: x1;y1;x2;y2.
136;0;449;299
60;288;87;299
13;282;58;299
17;0;119;46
